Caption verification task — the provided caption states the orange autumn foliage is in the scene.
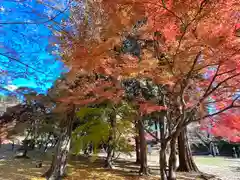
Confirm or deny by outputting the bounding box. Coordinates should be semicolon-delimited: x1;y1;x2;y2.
59;0;240;119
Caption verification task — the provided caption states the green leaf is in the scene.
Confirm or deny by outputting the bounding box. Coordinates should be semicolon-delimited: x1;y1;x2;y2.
76;107;103;119
71;117;110;155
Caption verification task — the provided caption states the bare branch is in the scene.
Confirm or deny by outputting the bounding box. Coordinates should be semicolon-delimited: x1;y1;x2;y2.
201;64;220;99
185;95;240;126
203;72;240;99
0;53;51;76
217;68;236;76
186;51;202;80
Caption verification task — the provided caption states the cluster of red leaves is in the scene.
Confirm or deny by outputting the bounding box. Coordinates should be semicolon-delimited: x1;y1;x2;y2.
138;100;167;115
211;112;240;142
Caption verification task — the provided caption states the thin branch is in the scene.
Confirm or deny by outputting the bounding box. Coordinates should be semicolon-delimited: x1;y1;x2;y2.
0;53;51;76
203;106;240;119
217;68;237;76
160;0;184;24
139;117;172;143
185;95;240;126
141;0;184;24
179;51;202;107
173;0;209;60
0;1;71;25
203;72;240;99
192;63;219;72
186;51;202;80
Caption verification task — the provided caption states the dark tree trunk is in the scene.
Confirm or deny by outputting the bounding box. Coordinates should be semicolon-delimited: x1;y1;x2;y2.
43;105;75;180
23;149;28;157
52;139;58;148
134;120;141;163
177;128;199;172
104;111;116;169
135;135;141;164
43;133;51;152
138;119;148;175
105;145;114;168
160;142;167;180
168;138;177;180
159;117;167;180
154;120;158;138
39;143;42;150
12;141;14;151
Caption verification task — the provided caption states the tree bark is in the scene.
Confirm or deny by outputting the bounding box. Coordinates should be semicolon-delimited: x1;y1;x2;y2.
177;128;199;172
138;118;148;175
43;105;75;180
135;135;141;164
43;133;52;152
154;120;158;138
23;149;28;157
168;138;177;180
134;120;141;164
104;111;116;169
160;142;167;180
159;117;167;180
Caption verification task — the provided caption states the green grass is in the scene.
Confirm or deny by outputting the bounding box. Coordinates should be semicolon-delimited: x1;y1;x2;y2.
194;156;230;166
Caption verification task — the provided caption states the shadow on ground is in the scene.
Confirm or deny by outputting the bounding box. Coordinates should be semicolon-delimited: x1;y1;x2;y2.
229;166;240;173
0;145;219;180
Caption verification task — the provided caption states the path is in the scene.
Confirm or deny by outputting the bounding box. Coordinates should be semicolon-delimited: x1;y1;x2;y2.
109;150;240;180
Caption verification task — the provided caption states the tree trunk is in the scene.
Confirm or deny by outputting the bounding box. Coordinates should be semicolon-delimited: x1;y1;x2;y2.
159;117;167;180
154;120;158;138
43;105;75;180
168;138;177;180
177;128;199;172
138;118;148;175
23;149;28;157
134;120;141;164
12;141;14;151
104;111;116;169
43;133;51;152
160;142;167;180
105;145;114;168
135;135;141;164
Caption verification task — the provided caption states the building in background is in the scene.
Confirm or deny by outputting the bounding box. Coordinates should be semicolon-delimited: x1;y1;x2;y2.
0;95;20;115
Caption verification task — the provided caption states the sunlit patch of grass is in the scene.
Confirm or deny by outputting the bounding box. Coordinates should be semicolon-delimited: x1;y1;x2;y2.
30;178;45;180
194;156;230;166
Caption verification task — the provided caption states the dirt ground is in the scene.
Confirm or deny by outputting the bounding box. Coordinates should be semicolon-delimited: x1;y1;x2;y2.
0;144;239;180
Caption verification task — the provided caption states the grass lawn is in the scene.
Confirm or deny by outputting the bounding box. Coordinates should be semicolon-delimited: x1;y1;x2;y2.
194;156;231;166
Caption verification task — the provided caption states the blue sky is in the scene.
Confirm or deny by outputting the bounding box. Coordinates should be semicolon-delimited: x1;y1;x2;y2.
0;0;71;95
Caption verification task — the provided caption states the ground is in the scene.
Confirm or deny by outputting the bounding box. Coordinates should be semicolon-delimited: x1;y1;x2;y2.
195;156;240;180
0;144;239;180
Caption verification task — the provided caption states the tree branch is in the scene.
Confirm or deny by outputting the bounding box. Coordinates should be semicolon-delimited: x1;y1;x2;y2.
203;72;240;99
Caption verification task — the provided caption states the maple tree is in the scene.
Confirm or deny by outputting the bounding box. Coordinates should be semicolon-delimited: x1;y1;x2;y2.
45;0;240;179
0;0;238;179
60;0;239;116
